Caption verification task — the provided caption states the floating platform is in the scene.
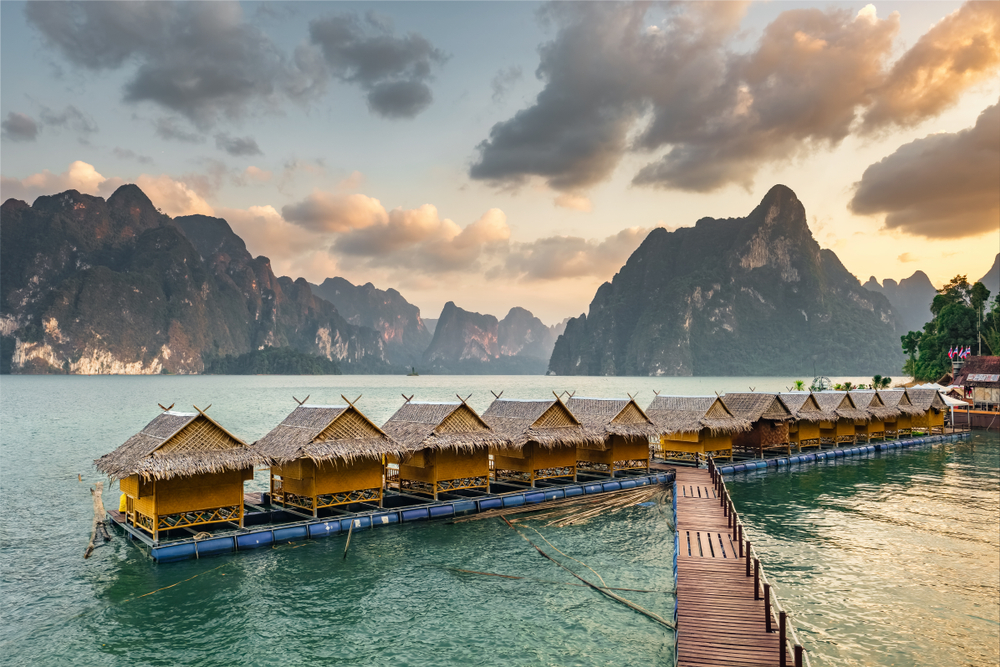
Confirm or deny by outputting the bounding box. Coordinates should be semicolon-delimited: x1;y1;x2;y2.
713;431;971;477
108;470;674;563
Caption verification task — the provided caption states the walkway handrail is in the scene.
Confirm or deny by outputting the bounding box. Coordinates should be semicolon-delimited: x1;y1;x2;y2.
706;455;812;667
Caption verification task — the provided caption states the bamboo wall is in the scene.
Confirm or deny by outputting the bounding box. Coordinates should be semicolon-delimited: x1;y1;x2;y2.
660;432;733;457
274;458;382;496
577;435;649;465
121;469;248;517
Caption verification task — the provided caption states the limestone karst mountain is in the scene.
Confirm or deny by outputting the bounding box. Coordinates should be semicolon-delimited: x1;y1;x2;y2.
548;185;905;376
1;186;386;374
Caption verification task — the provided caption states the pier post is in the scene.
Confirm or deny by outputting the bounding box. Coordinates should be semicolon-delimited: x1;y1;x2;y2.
754;558;760;599
764;583;772;632
746;541;751;576
779;611;787;667
794;645;803;667
738;525;743;557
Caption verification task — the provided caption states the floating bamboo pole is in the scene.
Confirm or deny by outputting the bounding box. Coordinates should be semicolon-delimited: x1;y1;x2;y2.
84;481;111;559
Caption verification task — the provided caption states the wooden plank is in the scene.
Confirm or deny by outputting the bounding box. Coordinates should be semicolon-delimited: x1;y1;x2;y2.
674;467;791;667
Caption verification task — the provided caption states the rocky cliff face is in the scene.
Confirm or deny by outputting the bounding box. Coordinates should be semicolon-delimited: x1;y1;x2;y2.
421;302;556;374
979;253;1000;297
862;271;937;335
310;277;431;366
1;186;386;374
548;185;904;376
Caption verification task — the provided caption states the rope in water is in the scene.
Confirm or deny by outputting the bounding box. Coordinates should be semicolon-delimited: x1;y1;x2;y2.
499;516;676;630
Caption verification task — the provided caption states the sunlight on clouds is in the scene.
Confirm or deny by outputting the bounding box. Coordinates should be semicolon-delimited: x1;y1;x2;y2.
554;193;593;212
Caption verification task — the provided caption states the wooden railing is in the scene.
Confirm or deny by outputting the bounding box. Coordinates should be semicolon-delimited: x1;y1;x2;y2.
707;455;811;667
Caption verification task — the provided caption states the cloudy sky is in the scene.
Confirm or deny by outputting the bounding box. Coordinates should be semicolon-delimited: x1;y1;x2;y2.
2;1;998;325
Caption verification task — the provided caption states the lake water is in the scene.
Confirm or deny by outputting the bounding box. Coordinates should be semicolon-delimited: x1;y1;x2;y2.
0;375;996;666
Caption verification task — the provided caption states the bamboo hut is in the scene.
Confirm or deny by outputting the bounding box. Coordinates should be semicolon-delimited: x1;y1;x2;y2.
645;395;752;461
812;392;869;446
483;396;595;485
778;392;825;450
253;398;399;516
564;397;660;476
849;391;899;442
878;390;921;436
906;388;948;434
722;393;794;457
382;397;504;500
94;406;265;543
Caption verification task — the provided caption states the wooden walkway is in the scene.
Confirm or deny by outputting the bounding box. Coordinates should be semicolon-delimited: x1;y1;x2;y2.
675;467;790;667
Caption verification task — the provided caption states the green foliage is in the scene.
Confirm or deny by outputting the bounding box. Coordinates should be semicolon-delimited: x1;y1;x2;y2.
904;275;992;380
203;347;341;375
794;380;805;390
872;375;892;389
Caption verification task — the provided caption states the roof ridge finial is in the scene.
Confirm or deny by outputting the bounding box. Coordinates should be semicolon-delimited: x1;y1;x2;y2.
293;394;310;406
749;386;756;392
653;390;660;396
627;392;635;400
193;403;212;415
456;393;472;405
491;390;504;399
402;393;414;403
158;402;175;412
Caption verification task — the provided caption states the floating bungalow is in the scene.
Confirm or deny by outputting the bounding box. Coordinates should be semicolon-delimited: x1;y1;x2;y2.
253;398;399;516
645;395;752;461
877;390;919;437
94;406;266;543
778;392;825;450
906;388;948;435
722;393;794;457
382;398;504;500
564;397;659;476
483;396;594;485
812;392;869;446
849;391;899;442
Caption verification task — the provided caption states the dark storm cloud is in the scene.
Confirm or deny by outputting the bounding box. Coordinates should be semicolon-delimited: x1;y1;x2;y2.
471;1;1000;194
850;101;1000;239
215;133;263;157
1;112;39;141
309;11;446;118
25;1;318;127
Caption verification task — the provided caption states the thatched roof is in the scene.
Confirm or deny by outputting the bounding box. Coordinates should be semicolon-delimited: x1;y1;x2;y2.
482;398;599;449
877;389;924;416
95;409;266;481
645;395;752;436
849;391;900;420
954;356;1000;387
813;391;870;421
777;392;827;422
564;397;661;440
253;403;399;465
722;393;793;422
382;400;506;453
906;388;948;412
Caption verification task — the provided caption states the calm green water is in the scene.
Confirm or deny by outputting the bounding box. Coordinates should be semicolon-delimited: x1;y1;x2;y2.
1;375;997;666
729;435;1000;667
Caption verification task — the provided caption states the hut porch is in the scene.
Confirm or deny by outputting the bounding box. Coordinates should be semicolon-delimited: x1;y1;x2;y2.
658;431;734;461
492;442;577;485
271;457;383;514
576;434;650;476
